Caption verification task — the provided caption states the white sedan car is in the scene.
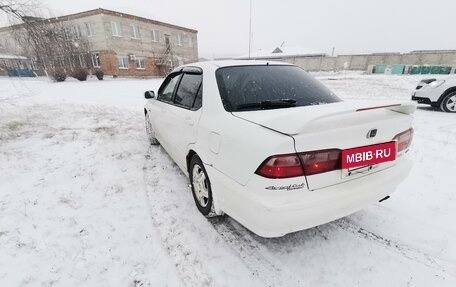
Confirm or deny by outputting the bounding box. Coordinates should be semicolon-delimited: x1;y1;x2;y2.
144;61;415;237
412;77;456;112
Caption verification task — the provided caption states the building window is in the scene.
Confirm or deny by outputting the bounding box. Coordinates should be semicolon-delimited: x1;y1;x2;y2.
177;34;183;46
117;55;129;69
72;25;82;39
91;53;100;67
78;54;87;68
85;22;94;37
136;57;145;69
151;29;160;42
63;27;71;40
188;35;193;47
31;57;37;70
111;21;122;37
131;24;140;39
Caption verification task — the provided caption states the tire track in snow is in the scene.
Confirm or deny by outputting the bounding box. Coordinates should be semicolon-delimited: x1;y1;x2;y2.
142;145;304;287
210;218;305;286
331;218;456;277
142;146;216;287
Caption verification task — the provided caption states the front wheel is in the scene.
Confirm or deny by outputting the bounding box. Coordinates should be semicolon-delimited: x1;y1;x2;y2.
190;155;216;217
440;92;456;113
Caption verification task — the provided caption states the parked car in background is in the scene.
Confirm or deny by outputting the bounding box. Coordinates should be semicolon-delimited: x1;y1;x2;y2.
412;77;456;112
144;60;416;237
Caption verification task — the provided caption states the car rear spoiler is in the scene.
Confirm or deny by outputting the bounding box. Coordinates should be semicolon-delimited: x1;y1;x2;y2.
295;101;417;134
356;102;417;115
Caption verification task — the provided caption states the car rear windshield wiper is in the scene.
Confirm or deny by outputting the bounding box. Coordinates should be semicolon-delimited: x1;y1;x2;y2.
236;99;297;111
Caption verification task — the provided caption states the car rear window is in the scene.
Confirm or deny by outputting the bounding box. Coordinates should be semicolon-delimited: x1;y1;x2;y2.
215;65;341;112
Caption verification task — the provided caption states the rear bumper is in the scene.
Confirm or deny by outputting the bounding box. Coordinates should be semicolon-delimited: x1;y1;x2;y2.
206;158;412;238
412;95;433;105
411;88;442;105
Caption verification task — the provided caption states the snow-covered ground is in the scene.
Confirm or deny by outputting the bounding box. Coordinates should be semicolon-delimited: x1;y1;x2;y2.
0;73;455;287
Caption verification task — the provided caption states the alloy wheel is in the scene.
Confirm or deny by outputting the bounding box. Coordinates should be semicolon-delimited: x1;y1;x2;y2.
445;95;456;112
192;164;209;208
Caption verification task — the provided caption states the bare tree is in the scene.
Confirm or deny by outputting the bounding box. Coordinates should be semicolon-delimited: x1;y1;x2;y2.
1;0;95;75
0;0;42;22
12;20;93;71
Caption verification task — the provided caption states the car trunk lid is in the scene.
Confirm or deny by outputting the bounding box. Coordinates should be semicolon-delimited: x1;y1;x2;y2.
233;101;416;190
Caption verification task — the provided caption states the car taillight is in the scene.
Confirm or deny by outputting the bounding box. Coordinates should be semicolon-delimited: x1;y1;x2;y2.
299;149;341;176
256;149;342;179
255;154;304;179
393;128;414;152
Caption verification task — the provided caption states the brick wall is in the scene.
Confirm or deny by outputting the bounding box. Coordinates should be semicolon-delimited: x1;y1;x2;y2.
99;50;160;77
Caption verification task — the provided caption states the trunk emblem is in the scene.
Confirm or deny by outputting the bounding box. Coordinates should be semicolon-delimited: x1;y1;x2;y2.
367;129;378;138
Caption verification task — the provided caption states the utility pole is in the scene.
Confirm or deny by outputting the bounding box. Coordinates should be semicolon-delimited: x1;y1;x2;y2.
248;0;252;59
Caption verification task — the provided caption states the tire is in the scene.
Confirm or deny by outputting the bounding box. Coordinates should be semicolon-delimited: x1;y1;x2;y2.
440;92;456;113
189;155;216;217
145;114;159;145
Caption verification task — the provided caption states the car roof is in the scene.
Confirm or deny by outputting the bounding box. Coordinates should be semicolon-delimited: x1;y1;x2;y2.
207;60;293;68
177;60;294;70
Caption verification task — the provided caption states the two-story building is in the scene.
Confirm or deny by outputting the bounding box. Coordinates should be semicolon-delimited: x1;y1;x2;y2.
0;8;198;76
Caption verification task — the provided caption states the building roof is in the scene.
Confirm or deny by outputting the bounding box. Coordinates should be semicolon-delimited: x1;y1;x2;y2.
235;46;327;60
411;50;456;54
0;8;197;33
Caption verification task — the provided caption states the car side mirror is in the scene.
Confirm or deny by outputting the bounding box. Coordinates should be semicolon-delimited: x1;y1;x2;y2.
145;91;155;99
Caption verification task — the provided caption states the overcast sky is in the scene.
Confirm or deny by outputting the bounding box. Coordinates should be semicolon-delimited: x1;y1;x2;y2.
1;0;455;58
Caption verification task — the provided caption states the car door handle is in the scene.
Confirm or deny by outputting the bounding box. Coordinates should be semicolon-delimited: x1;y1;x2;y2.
185;117;194;126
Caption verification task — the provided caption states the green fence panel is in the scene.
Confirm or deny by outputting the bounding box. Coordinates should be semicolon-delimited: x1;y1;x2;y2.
441;66;452;74
430;66;441;74
392;64;405;74
410;66;421;74
420;66;431;74
374;64;386;74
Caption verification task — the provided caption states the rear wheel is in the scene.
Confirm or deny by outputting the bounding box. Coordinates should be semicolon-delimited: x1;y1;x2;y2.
145;114;159;145
440;92;456;113
190;155;216;217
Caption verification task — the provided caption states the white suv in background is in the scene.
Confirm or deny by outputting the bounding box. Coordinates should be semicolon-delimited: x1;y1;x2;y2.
412;77;456;112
